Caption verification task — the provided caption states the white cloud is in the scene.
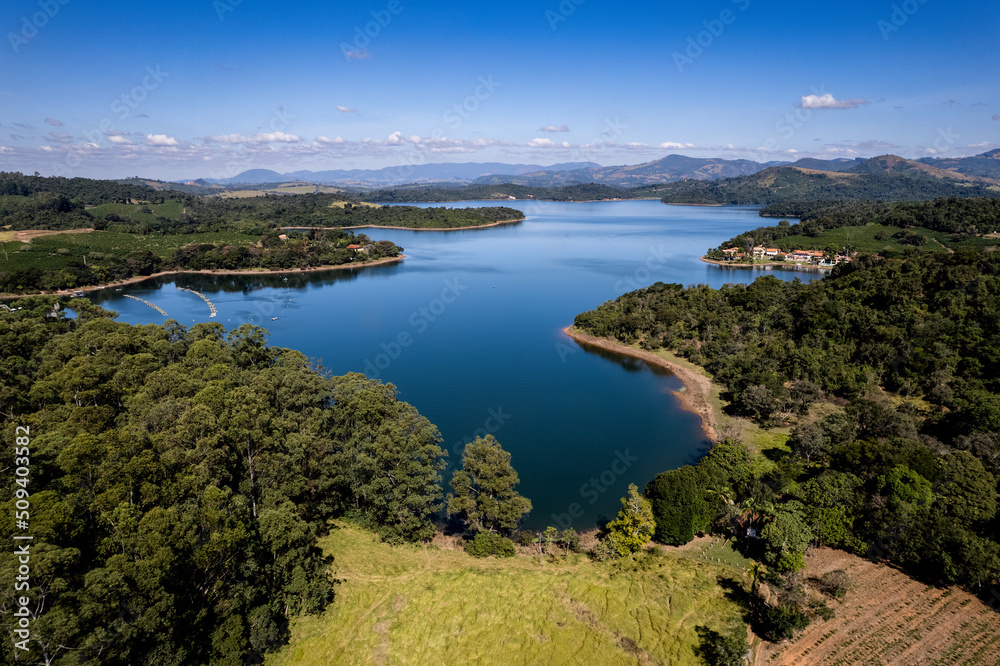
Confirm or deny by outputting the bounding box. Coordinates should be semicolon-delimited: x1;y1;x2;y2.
384;131;404;145
658;141;696;149
252;131;300;143
798;93;869;109
528;138;555;147
205;131;301;144
107;135;133;145
336;105;356;113
627;142;648;148
45;132;74;144
315;135;345;145
540;124;569;133
44;118;63;126
146;134;180;146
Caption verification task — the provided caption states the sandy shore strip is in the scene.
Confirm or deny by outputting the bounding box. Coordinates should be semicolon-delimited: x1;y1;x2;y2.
282;218;523;232
0;255;404;300
563;326;718;441
700;256;831;271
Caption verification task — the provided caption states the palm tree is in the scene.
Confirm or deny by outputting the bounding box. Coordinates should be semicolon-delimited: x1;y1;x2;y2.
706;485;735;507
749;561;766;599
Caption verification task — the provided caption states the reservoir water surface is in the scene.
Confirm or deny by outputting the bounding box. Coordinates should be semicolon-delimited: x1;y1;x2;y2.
90;200;815;530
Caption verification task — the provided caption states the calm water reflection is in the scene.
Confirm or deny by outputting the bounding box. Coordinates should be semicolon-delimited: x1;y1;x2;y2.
91;200;813;530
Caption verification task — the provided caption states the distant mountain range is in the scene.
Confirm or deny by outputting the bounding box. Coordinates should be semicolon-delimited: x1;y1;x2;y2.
192;162;601;187
653;154;1000;206
182;150;1000;192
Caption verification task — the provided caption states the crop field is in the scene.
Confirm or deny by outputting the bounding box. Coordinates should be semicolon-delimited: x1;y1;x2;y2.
758;547;1000;665
773;225;950;254
0;230;260;271
267;523;746;666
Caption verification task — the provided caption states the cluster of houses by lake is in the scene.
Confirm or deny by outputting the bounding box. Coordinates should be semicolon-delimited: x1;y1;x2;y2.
719;245;855;267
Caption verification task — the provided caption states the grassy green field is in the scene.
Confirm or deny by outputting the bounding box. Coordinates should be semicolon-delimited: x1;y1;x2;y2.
0;230;260;271
267;523;746;666
87;198;184;222
773;224;950;254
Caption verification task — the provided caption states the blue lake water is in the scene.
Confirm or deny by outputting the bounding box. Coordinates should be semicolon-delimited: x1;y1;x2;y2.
88;200;815;530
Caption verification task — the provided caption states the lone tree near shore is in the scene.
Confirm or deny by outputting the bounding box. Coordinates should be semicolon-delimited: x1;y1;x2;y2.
447;435;532;535
604;483;656;557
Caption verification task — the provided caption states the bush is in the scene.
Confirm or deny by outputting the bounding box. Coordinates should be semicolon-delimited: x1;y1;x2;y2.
464;531;516;558
515;530;535;547
759;603;811;641
820;569;850;598
590;538;619;562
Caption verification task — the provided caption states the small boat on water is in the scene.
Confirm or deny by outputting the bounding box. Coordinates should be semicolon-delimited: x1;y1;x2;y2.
271;317;279;320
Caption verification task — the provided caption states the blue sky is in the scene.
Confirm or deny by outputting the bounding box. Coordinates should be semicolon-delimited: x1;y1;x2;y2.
1;0;997;179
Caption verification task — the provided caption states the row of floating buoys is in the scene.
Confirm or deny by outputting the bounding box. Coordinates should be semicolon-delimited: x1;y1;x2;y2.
123;293;167;316
176;286;217;318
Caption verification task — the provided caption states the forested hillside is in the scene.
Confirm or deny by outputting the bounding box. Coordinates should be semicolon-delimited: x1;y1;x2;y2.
0;172;524;233
656;167;1000;206
710;197;1000;256
574;250;1000;609
360;182;634;203
0;301;449;664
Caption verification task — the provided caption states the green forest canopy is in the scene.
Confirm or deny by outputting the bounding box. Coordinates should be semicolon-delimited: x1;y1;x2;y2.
574;244;1000;600
0;299;453;664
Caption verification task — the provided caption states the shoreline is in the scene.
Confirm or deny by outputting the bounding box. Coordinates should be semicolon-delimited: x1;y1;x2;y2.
562;326;718;442
662;202;725;207
283;218;524;232
0;255;405;300
700;256;832;271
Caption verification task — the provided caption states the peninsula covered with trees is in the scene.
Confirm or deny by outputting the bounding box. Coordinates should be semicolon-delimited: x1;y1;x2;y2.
0;172;527;295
